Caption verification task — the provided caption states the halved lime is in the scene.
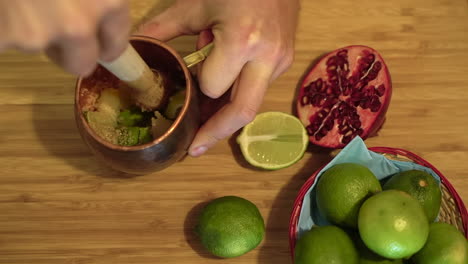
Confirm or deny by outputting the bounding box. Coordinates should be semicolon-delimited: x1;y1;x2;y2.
236;111;308;170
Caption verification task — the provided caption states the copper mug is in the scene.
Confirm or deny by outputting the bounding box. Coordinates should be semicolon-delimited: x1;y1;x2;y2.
74;35;212;175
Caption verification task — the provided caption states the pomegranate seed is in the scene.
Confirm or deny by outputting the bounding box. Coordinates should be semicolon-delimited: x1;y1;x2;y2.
308;81;317;92
332;86;340;96
350;112;360;121
366;71;378;82
322;97;334;108
355;81;365;90
337;50;348;58
367;85;375;96
351;120;361;128
311;95;321;106
361;62;370;71
332;97;340;105
319;109;328;117
343;87;350;96
343;62;349;72
338;117;345;126
325;119;334;130
327;56;337;66
321;84;329;93
316;78;323;90
342;135;353;144
351;91;363;99
332;109;339;118
360;99;370;109
318;128;327;136
341;126;351;134
308;119;320;131
370;99;381;112
337;58;346;69
376;84;385;96
327;65;337;72
301;95;309;106
374;61;382;71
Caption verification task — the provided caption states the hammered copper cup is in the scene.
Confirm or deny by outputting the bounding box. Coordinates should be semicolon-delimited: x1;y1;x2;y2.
75;35;208;175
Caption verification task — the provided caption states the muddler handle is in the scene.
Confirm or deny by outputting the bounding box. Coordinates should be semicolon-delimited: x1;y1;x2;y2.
98;43;165;110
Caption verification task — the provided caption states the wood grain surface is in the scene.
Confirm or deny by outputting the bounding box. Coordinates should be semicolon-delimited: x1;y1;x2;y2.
0;0;467;263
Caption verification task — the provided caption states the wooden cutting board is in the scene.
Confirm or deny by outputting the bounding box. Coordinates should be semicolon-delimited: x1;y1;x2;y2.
0;0;467;263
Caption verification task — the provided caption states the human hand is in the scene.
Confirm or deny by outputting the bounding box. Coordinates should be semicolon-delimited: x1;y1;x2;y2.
139;0;300;157
0;0;130;76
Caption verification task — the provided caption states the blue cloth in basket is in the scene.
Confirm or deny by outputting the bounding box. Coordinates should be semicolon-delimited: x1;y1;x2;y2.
296;136;441;240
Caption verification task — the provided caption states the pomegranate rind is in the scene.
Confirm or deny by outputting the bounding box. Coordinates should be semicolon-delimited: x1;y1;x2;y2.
296;45;392;148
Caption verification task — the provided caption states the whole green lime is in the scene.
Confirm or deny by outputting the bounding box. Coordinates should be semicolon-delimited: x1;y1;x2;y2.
359;250;404;264
344;228;404;264
294;225;358;264
358;190;429;259
195;196;265;258
351;230;404;264
383;169;441;222
411;222;467;264
316;163;382;228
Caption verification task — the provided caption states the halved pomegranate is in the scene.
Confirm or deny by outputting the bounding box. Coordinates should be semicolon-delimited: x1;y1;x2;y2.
296;45;392;148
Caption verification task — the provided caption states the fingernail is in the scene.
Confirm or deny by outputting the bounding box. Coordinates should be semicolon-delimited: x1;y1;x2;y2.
190;146;207;157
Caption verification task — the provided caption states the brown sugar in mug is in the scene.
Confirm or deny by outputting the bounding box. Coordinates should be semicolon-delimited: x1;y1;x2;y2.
74;35;212;175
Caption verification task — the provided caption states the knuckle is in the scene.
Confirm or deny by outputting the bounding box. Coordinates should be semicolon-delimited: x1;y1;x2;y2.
207;133;223;143
233;23;262;50
63;19;94;41
103;0;126;10
100;0;127;12
70;60;97;76
21;33;49;51
269;43;289;62
13;25;49;51
99;29;129;62
100;44;125;62
260;43;295;74
237;105;258;126
281;50;295;71
60;51;97;76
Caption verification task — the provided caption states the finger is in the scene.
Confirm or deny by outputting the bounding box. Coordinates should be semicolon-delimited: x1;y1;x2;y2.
197;34;248;99
271;49;295;81
137;2;210;42
196;29;215;49
188;61;273;157
97;1;131;62
195;29;214;80
2;1;56;52
45;35;99;77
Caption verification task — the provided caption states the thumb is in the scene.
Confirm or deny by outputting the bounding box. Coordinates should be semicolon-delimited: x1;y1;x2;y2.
137;2;210;42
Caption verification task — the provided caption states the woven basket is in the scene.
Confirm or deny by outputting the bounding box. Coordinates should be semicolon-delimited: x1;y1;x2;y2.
288;146;468;259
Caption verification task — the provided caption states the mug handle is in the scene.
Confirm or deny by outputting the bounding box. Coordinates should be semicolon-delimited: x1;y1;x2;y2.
182;43;214;68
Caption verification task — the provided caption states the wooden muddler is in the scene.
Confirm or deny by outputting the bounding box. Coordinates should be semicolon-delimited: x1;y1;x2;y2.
99;44;165;111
